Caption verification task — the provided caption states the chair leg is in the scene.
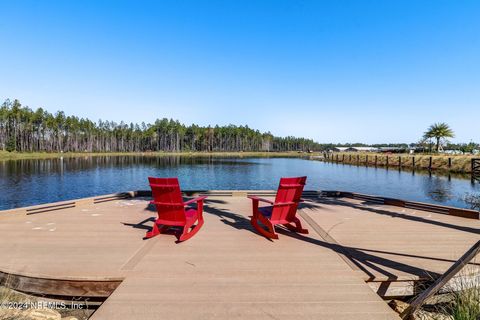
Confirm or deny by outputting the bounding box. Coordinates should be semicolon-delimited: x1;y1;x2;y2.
251;214;279;239
145;223;170;239
283;217;309;234
178;216;204;242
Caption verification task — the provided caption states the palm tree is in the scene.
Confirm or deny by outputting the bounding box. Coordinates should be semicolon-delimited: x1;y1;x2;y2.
423;123;455;152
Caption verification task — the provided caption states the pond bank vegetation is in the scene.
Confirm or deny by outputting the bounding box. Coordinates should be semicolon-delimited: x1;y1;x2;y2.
323;152;478;174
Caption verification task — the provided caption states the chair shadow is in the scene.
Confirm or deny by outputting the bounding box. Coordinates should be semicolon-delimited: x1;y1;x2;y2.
298;201;324;210
122;217;155;231
204;202;271;239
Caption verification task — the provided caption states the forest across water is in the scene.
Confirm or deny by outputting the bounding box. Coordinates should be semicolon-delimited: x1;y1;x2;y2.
0;99;320;153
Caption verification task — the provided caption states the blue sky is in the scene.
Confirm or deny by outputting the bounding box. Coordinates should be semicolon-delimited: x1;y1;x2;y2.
0;0;479;144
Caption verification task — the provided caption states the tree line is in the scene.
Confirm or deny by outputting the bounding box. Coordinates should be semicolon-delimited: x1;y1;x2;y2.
0;99;322;153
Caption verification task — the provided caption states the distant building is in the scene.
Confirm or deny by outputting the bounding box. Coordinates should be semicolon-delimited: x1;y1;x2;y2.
332;146;379;152
350;147;379;152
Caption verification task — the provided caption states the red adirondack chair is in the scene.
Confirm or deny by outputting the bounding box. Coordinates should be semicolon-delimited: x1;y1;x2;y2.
248;176;308;239
146;177;207;242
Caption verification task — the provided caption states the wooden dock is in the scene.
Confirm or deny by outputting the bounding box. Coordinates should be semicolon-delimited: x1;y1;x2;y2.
1;191;479;319
299;195;480;298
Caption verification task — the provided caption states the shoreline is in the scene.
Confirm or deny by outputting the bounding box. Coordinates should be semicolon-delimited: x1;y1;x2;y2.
1;150;478;176
0;151;320;161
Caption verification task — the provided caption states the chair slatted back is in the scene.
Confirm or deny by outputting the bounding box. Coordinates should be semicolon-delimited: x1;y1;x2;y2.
148;177;186;223
271;176;307;221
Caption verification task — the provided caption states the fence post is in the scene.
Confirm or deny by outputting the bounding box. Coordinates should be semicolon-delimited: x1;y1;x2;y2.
473;159;475;183
448;157;452;168
386;156;389;167
472;159;480;183
366;155;368;166
412;156;415;168
429;156;433;170
375;155;377;166
398;156;401;167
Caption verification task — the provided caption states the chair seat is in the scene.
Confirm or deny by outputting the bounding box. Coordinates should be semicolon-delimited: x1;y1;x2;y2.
259;206;293;224
259;206;273;218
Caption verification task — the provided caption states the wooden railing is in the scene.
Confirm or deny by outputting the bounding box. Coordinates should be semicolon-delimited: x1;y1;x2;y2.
322;190;480;219
324;153;446;171
472;158;480;182
400;240;480;319
323;153;480;182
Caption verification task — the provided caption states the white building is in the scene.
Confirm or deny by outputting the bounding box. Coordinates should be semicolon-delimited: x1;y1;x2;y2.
332;147;379;152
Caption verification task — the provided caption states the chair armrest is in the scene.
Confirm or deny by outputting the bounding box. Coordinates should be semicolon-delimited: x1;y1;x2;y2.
150;201;183;207
247;195;274;205
184;196;208;206
274;201;296;207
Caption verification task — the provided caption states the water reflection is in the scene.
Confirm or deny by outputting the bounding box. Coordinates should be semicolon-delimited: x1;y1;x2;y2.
422;176;454;202
1;156;479;210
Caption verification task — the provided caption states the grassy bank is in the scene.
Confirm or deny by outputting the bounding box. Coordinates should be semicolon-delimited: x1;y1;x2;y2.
0;150;320;161
323;152;477;173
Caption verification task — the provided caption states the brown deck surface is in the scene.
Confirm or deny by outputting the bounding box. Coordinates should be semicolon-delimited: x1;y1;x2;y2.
1;195;398;319
2;193;478;319
301;197;480;282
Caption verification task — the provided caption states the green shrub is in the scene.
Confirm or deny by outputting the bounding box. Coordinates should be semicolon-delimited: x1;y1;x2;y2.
450;286;480;320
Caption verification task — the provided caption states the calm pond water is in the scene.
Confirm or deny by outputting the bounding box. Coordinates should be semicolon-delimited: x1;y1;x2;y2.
0;156;479;210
